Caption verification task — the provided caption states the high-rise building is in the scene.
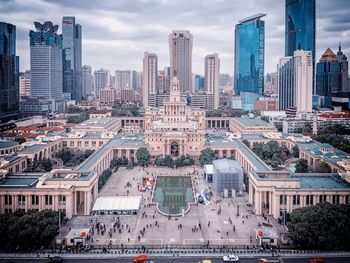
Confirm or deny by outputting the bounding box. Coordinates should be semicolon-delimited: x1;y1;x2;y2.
142;52;158;108
62;16;82;101
219;73;231;86
99;86;117;106
115;70;134;91
205;53;220;109
264;72;278;95
169;30;193;93
29;21;63;111
94;69;109;99
234;14;266;111
81;65;93;99
0;22;19;122
19;70;31;97
336;43;349;92
278;50;313;113
164;66;171;94
285;0;315;90
193;74;205;91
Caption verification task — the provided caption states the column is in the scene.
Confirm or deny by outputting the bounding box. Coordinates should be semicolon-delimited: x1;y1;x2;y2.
286;195;291;213
248;184;254;203
86;190;91;215
84;192;87;215
255;190;261;215
66;193;73;219
74;192;77;215
127;150;131;161
269;192;272;215
273;195;279;219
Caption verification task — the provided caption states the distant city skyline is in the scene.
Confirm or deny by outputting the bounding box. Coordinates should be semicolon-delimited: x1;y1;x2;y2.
1;0;350;74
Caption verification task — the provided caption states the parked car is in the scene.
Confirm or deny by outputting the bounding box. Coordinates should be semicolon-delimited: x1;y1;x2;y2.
133;255;149;263
309;258;325;263
198;195;204;203
47;256;63;263
223;254;239;262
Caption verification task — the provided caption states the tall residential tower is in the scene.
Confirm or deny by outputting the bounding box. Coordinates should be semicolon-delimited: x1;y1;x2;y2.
204;53;220;109
142;52;158;108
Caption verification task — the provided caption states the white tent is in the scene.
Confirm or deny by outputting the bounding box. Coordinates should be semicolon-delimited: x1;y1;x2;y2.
92;196;141;215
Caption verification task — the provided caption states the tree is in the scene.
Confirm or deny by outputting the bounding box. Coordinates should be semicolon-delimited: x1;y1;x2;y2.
32;158;52;172
242;139;250;148
295;159;309;173
292;145;300;158
199;148;214;165
287;203;350;250
316;161;332;173
0;210;59;252
110;158;118;169
136;147;151;166
261;116;269;123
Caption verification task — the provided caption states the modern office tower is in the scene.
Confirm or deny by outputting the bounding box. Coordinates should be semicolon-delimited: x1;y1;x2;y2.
193;74;205;91
115;70;134;91
264;72;278;95
136;71;143;92
19;70;31;97
29;21;64;111
164;66;171;94
278;50;312;113
336;43;349;92
169;30;193;93
158;70;165;94
234;14;266;111
120;87;135;103
219;73;231;86
81;65;93;99
142;52;158;108
285;0;315;90
0;22;19;122
62;16;82;101
205;53;220;109
94;69;109;99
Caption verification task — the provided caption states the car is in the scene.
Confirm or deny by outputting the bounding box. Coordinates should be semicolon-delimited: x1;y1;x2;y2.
133;255;149;263
198;195;204;203
47;256;63;263
223;254;239;262
309;258;325;263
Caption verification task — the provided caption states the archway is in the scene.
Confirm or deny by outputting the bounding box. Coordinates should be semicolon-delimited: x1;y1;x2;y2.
170;141;179;157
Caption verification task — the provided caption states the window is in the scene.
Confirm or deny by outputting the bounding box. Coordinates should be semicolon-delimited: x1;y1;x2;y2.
85;141;89;147
279;195;287;205
70;141;74;147
332;195;340;204
306;195;313;205
4;195;12;205
292;195;300;205
92;141;96;147
32;195;39;205
45;195;52;205
63;141;67;147
319;195;327;202
5;208;12;214
18;195;26;205
346;195;350;205
77;141;82;147
99;142;103;147
59;195;66;205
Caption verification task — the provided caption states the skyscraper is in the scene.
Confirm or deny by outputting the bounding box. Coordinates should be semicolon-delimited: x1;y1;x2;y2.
285;0;315;89
115;70;135;91
81;65;93;99
94;69;109;99
234;14;266;111
0;22;19;122
278;50;313;113
142;52;158;108
62;16;82;101
29;21;63;111
169;30;193;93
336;43;349;92
205;53;220;109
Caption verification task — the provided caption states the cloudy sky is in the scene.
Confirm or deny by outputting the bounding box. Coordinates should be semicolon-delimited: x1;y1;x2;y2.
1;0;350;75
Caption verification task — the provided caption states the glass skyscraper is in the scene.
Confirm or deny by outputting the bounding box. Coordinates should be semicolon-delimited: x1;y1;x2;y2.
234;14;265;111
285;0;316;89
62;16;82;101
0;22;19;122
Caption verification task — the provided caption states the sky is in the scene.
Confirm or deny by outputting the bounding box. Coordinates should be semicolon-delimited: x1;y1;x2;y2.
1;0;350;75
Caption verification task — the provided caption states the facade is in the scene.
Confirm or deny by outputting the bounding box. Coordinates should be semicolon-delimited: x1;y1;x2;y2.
144;77;206;157
29;21;64;112
0;22;19;122
94;69;109;99
254;97;277;111
264;72;278;95
62;16;82;101
212;159;243;197
285;0;315;90
234;14;265;111
336;44;349;92
193;74;205;91
169;30;193;93
278;50;312;113
19;70;31;97
99;86;117;106
120;88;134;103
115;70;134;91
81;65;94;99
142;52;158;108
204;54;220;109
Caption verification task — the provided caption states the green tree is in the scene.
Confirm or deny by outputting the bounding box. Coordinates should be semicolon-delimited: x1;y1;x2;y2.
32;158;52;172
287;203;350;250
199;148;214;165
292;145;300;158
316;161;332;173
110;158;118;169
295;158;309;173
136;147;151;166
164;155;174;167
242;139;250;148
57;149;73;164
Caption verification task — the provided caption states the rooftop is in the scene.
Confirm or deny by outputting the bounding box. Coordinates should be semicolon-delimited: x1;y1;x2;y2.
19;143;49;154
0;141;18;149
238;13;267;23
0;175;39;188
233;117;272;128
213;159;243;173
74;118;118;129
294;175;350;189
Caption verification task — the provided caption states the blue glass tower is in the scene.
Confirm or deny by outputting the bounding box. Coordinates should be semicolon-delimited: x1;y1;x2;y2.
0;22;19;122
234;14;265;111
285;0;316;88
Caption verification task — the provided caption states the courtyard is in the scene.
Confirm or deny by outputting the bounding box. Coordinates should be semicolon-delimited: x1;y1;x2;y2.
60;166;285;248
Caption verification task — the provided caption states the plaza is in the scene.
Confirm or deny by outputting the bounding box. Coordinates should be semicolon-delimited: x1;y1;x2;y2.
59;166;281;248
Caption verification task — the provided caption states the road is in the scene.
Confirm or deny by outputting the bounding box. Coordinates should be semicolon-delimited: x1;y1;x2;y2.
1;256;350;263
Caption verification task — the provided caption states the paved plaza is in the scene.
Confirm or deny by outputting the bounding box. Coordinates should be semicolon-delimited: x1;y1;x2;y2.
62;166;285;247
